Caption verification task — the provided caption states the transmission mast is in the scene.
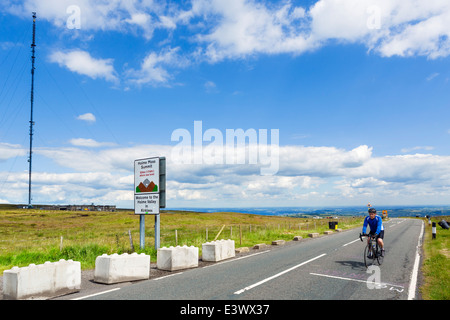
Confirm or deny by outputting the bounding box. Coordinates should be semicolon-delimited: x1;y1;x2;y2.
28;12;36;208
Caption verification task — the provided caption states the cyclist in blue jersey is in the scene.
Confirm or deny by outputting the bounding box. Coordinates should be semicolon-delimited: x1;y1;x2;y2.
362;208;385;257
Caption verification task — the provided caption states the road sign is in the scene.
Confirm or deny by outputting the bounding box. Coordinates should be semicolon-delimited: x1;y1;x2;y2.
134;157;160;214
134;156;166;250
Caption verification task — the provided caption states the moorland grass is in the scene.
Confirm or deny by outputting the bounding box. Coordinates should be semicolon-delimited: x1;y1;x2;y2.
0;208;362;273
420;217;450;300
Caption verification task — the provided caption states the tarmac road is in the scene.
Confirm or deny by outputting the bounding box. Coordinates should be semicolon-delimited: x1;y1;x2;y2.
62;218;424;301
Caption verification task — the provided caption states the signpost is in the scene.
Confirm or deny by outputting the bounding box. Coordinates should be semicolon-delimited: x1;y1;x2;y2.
134;157;166;250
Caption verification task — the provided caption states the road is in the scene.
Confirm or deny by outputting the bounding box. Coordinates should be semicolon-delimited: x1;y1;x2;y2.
59;218;424;301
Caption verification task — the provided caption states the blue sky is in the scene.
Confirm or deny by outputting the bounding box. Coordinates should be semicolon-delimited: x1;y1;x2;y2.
0;0;450;208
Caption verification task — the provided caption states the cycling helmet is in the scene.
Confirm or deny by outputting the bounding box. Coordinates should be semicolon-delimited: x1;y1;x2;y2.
368;208;376;214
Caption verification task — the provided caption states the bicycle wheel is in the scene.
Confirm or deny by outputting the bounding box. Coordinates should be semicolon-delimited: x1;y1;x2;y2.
363;245;372;268
375;244;384;265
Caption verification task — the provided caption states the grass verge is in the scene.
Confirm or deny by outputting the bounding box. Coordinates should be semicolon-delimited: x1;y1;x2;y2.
0;208;362;274
420;217;450;300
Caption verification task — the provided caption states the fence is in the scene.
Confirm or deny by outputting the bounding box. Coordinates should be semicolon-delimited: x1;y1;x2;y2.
0;217;362;255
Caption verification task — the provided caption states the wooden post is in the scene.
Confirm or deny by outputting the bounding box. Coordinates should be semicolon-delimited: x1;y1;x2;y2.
128;230;134;252
214;225;226;241
239;225;242;246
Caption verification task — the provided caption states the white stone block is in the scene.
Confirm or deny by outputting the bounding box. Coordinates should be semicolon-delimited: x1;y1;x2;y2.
3;259;81;300
272;240;285;245
94;252;150;284
202;239;235;262
157;245;198;271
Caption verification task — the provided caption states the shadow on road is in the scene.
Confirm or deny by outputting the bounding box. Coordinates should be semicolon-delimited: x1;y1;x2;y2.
335;260;366;270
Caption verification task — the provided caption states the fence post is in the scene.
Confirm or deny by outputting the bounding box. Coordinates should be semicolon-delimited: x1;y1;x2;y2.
175;230;178;246
214;225;226;241
239;225;242;246
128;230;134;252
432;222;436;239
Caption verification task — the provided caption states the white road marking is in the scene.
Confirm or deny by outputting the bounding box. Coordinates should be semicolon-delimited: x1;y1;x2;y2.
202;250;270;269
71;287;121;300
234;253;326;295
310;272;368;284
408;220;424;300
153;272;184;281
342;239;360;247
310;272;404;289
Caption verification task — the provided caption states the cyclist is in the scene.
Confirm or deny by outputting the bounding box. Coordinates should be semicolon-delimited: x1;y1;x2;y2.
362;207;385;257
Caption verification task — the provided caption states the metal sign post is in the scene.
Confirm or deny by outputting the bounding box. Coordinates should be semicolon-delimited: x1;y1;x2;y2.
140;214;145;249
134;157;165;250
156;157;165;250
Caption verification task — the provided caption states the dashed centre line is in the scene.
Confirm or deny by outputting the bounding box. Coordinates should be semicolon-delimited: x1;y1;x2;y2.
234;253;326;295
71;287;121;300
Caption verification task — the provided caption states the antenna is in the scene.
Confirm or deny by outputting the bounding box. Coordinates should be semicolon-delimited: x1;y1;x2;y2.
28;12;36;209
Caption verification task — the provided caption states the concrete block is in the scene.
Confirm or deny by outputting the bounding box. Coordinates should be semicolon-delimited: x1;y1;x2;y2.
253;243;267;249
235;247;249;254
324;231;333;235
3;259;81;300
336;229;343;232
272;240;285;245
157;245;198;271
202;239;235;262
94;253;150;284
293;236;303;241
308;233;319;238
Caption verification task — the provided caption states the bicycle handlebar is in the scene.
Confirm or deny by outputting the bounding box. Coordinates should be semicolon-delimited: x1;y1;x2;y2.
359;233;376;241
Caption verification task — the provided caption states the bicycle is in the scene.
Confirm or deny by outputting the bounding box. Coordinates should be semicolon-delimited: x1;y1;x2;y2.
359;233;384;268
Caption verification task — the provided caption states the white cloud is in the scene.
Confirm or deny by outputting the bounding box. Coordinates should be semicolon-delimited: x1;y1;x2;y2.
49;49;118;82
308;0;450;59
5;0;450;87
6;0;450;65
186;0;312;62
204;80;216;88
204;80;218;93
401;146;434;153
11;0;158;35
0;143;442;206
180;0;450;62
0;143;26;161
76;113;96;123
126;12;151;26
376;2;450;59
125;47;189;85
426;73;440;81
277;145;373;177
69;138;116;148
